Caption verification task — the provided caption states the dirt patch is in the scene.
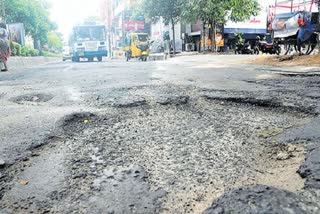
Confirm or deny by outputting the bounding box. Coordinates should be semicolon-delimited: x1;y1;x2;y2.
254;144;305;192
250;54;320;67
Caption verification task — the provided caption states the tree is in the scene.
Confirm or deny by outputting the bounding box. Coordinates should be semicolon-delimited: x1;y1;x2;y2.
4;0;55;49
47;32;63;51
141;0;183;55
182;0;259;52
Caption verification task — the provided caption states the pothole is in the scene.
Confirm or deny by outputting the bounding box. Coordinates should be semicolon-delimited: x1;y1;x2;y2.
0;98;313;213
278;72;320;77
202;90;318;115
204;185;320;214
51;100;311;212
59;112;97;135
156;95;189;105
11;93;54;104
87;85;193;108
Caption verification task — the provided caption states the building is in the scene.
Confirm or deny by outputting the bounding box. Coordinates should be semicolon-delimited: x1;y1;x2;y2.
100;0;113;29
99;0;114;56
149;0;270;53
100;0;150;56
100;0;271;54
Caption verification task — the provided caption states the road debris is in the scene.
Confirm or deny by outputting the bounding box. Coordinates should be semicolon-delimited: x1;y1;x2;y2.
276;152;291;160
19;181;29;185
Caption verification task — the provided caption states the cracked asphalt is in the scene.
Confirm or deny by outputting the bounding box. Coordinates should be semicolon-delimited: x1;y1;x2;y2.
1;55;320;213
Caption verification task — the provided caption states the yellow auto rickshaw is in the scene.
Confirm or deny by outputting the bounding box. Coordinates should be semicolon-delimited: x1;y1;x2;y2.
123;33;150;62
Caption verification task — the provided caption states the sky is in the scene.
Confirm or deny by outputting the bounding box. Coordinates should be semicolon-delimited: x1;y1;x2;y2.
48;0;100;42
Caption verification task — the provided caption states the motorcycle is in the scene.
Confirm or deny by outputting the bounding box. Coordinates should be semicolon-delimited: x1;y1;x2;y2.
256;36;281;55
235;42;253;54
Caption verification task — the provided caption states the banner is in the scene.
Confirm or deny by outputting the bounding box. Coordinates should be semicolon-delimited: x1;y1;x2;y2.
225;0;267;34
124;21;144;31
8;23;25;46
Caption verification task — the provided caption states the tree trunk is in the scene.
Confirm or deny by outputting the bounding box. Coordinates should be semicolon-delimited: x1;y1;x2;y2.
171;18;176;56
200;23;205;53
33;35;42;56
33;38;39;50
108;30;112;58
210;20;216;52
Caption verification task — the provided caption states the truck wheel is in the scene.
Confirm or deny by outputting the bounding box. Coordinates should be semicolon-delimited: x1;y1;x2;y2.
73;57;80;62
98;56;103;62
88;57;94;62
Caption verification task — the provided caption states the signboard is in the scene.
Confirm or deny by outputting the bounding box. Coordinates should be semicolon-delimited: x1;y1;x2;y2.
216;33;224;47
224;0;267;34
216;24;224;47
124;21;144;31
8;23;25;46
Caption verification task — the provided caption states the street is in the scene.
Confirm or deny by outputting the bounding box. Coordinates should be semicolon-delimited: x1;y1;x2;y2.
1;55;320;213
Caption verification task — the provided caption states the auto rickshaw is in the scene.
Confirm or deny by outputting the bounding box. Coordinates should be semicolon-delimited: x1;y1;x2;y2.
123;33;150;62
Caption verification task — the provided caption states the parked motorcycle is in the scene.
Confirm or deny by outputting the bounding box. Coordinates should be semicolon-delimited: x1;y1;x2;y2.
256;36;281;55
235;42;253;54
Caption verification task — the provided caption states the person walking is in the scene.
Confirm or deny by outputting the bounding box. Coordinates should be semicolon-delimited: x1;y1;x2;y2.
0;22;11;71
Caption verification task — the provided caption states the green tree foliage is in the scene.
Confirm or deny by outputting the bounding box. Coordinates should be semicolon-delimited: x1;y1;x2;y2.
4;0;55;48
47;32;63;51
141;0;183;54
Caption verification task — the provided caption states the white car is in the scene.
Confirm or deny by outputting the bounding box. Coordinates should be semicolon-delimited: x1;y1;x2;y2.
62;46;72;61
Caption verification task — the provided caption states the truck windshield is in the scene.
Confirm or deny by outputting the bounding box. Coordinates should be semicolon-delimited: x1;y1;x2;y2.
138;35;148;42
74;26;105;42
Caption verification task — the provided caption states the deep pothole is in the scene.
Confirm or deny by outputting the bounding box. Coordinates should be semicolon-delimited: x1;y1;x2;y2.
0;99;312;213
56;100;310;213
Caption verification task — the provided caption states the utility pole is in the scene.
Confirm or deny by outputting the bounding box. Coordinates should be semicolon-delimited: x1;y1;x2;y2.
1;0;6;23
108;29;112;59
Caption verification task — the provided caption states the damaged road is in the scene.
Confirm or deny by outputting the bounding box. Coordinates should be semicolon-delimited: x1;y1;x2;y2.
1;55;320;213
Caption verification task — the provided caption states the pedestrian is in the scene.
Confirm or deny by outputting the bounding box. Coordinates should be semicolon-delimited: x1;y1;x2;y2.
0;22;11;60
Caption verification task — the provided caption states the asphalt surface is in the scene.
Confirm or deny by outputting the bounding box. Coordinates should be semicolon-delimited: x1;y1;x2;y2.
0;55;320;213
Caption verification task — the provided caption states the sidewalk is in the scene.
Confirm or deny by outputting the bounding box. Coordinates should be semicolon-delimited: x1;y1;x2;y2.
5;57;61;71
